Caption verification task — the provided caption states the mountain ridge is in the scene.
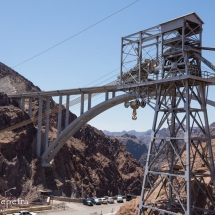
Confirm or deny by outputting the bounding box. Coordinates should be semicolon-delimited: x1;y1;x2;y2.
103;129;151;138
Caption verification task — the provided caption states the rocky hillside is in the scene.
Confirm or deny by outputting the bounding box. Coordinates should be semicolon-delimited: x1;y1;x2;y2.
116;196;140;215
0;62;144;202
0;62;41;94
106;122;215;167
103;129;151;139
111;134;148;164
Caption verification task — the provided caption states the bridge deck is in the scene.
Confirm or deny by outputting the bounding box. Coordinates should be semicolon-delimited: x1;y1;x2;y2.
118;75;215;90
8;85;118;98
8;75;215;99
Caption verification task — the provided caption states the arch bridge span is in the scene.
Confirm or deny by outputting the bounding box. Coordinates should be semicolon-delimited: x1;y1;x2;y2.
7;76;215;168
41;92;137;167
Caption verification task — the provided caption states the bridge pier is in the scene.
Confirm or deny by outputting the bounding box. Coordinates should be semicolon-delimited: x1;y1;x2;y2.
80;92;84;115
20;97;25;111
105;92;109;101
88;93;91;110
44;97;50;151
28;98;32;118
36;96;43;157
65;95;70;127
57;95;62;136
112;91;115;98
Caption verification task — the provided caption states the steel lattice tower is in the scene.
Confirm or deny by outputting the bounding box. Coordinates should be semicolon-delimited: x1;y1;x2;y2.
119;13;215;214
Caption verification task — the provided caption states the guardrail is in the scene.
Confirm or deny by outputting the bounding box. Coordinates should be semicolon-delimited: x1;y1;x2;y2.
52;196;82;203
121;69;215;87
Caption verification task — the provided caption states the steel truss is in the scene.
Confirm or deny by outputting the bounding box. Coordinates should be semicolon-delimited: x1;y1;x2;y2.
118;13;215;215
138;79;215;214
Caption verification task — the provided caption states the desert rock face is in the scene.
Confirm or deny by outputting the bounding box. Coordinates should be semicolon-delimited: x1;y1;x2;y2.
74;126;143;196
0;62;41;94
0;92;37;199
112;134;148;164
116;197;140;215
0;62;144;201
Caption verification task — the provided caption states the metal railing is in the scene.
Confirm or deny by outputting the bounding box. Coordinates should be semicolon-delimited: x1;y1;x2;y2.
119;67;215;87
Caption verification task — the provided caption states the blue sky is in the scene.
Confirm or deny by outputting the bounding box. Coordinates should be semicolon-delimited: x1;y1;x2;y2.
1;0;215;131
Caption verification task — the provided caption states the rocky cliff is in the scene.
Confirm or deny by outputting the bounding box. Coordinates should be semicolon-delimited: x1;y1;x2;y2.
107;123;215;167
0;62;144;202
111;134;148;164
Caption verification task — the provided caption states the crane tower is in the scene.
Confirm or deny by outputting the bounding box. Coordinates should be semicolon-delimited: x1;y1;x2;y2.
119;13;215;215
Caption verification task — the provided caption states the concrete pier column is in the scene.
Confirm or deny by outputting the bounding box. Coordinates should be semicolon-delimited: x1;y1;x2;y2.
88;93;91;110
80;92;84;115
21;97;25;111
65;95;70;128
36;96;43;157
105;92;109;101
57;95;62;136
44;97;50;151
28;98;32;118
112;91;115;98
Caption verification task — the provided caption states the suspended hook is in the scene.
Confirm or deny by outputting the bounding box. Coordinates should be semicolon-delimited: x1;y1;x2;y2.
132;108;137;120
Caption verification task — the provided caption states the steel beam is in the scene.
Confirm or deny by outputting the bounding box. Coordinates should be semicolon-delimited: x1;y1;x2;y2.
139;80;215;214
138;32;142;83
199;83;215;192
185;80;191;215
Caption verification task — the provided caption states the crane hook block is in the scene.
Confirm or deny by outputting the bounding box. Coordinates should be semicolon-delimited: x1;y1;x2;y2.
132;109;137;120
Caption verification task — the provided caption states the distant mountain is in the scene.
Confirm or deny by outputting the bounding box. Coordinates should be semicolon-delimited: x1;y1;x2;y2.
105;122;215;167
114;134;148;161
103;129;151;138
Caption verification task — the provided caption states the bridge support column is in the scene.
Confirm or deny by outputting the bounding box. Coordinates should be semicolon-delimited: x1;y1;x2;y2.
36;96;43;157
44;97;50;151
88;93;91;110
20;97;25;111
80;92;84;115
65;95;70;128
112;91;115;98
28;98;32;118
57;95;62;136
105;92;109;101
